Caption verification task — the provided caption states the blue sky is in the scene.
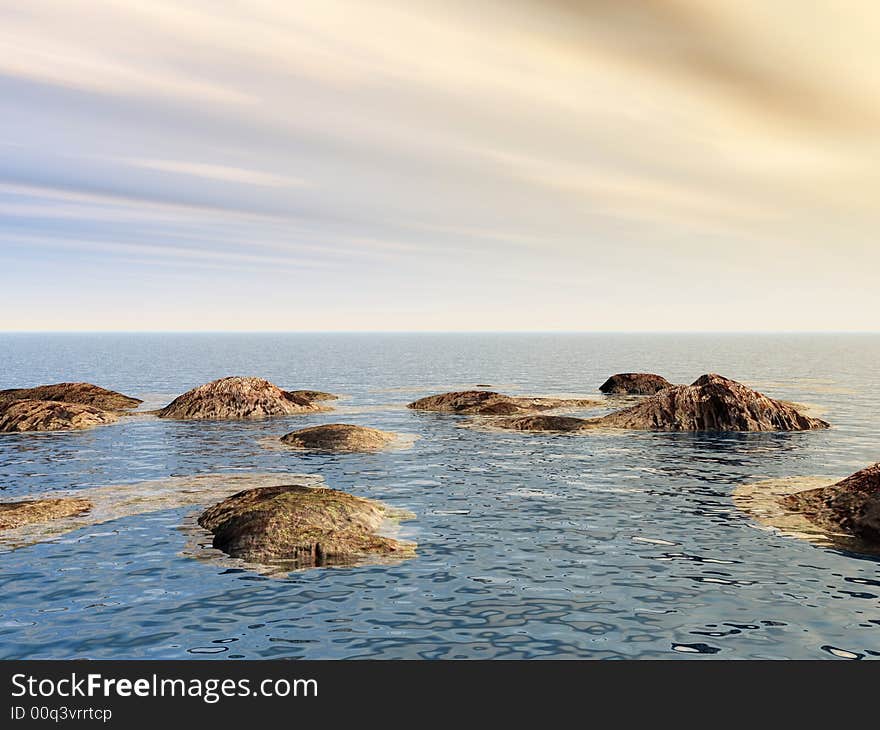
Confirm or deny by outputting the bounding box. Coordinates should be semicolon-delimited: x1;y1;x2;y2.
1;1;878;331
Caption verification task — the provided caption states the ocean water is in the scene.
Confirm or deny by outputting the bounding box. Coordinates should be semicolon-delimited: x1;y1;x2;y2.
0;332;878;660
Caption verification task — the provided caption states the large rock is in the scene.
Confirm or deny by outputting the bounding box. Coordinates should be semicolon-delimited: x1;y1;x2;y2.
408;390;600;416
0;382;141;411
280;423;396;452
591;373;829;431
0;497;92;530
198;485;414;566
599;373;672;395
158;377;335;420
780;463;880;543
0;399;119;432
494;415;590;432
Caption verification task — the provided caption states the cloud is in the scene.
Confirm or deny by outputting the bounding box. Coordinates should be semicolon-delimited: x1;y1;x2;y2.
121;158;310;188
0;0;878;330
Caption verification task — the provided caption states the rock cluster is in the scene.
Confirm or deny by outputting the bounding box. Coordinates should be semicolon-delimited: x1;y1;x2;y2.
158;377;335;420
599;373;672;395
197;484;414;565
591;374;828;432
780;463;880;543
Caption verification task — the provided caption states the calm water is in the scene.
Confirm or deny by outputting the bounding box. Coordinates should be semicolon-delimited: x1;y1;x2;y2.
0;333;878;660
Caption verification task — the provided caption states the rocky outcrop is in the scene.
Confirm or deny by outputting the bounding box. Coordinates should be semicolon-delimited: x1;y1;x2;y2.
408;390;600;416
0;382;141;411
0;497;92;530
280;423;397;452
158;377;335;420
198;485;414;566
0;399;119;432
591;374;829;431
599;373;672;395
780;463;880;543
494;415;590;432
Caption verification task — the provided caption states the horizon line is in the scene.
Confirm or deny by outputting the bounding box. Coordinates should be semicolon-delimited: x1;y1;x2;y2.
1;330;879;335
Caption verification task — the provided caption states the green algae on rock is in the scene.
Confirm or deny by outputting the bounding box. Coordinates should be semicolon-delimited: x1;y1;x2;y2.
198;485;415;567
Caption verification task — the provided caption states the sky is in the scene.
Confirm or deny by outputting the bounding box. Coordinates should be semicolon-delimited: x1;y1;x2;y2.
1;0;878;332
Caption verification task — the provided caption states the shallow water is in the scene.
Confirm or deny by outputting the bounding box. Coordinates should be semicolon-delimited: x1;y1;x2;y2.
0;332;878;660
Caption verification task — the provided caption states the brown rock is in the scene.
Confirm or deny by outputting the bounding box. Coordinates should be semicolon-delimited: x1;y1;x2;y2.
0;497;92;530
280;423;397;452
0;382;141;411
408;390;601;415
494;415;590;432
287;390;338;402
599;373;673;395
158;377;335;420
591;373;829;431
0;399;119;432
197;484;414;566
780;463;880;543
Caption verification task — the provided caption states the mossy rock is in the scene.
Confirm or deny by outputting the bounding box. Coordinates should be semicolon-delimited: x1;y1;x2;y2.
280;423;397;452
198;485;415;566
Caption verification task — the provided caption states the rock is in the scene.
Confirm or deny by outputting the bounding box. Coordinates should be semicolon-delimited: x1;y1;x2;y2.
158;377;335;420
0;382;141;411
599;373;672;395
591;373;829;431
494;415;590;432
280;423;397;452
287;390;338;402
408;390;601;415
780;463;880;543
0;399;119;432
0;497;92;530
197;484;414;566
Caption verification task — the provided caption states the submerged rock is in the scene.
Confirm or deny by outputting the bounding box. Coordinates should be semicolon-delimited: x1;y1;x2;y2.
591;374;829;432
408;390;600;416
494;415;590;432
599;373;672;395
197;485;414;566
287;390;338;403
280;423;397;452
0;382;141;411
780;463;880;543
158;377;335;420
0;399;119;432
0;497;92;530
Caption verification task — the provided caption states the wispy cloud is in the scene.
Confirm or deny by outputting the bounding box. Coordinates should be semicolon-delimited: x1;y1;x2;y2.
1;0;878;330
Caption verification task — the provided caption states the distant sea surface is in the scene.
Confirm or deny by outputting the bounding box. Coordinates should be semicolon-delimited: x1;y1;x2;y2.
0;333;878;660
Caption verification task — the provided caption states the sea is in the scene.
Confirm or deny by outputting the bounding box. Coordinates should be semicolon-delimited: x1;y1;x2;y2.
0;332;878;659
